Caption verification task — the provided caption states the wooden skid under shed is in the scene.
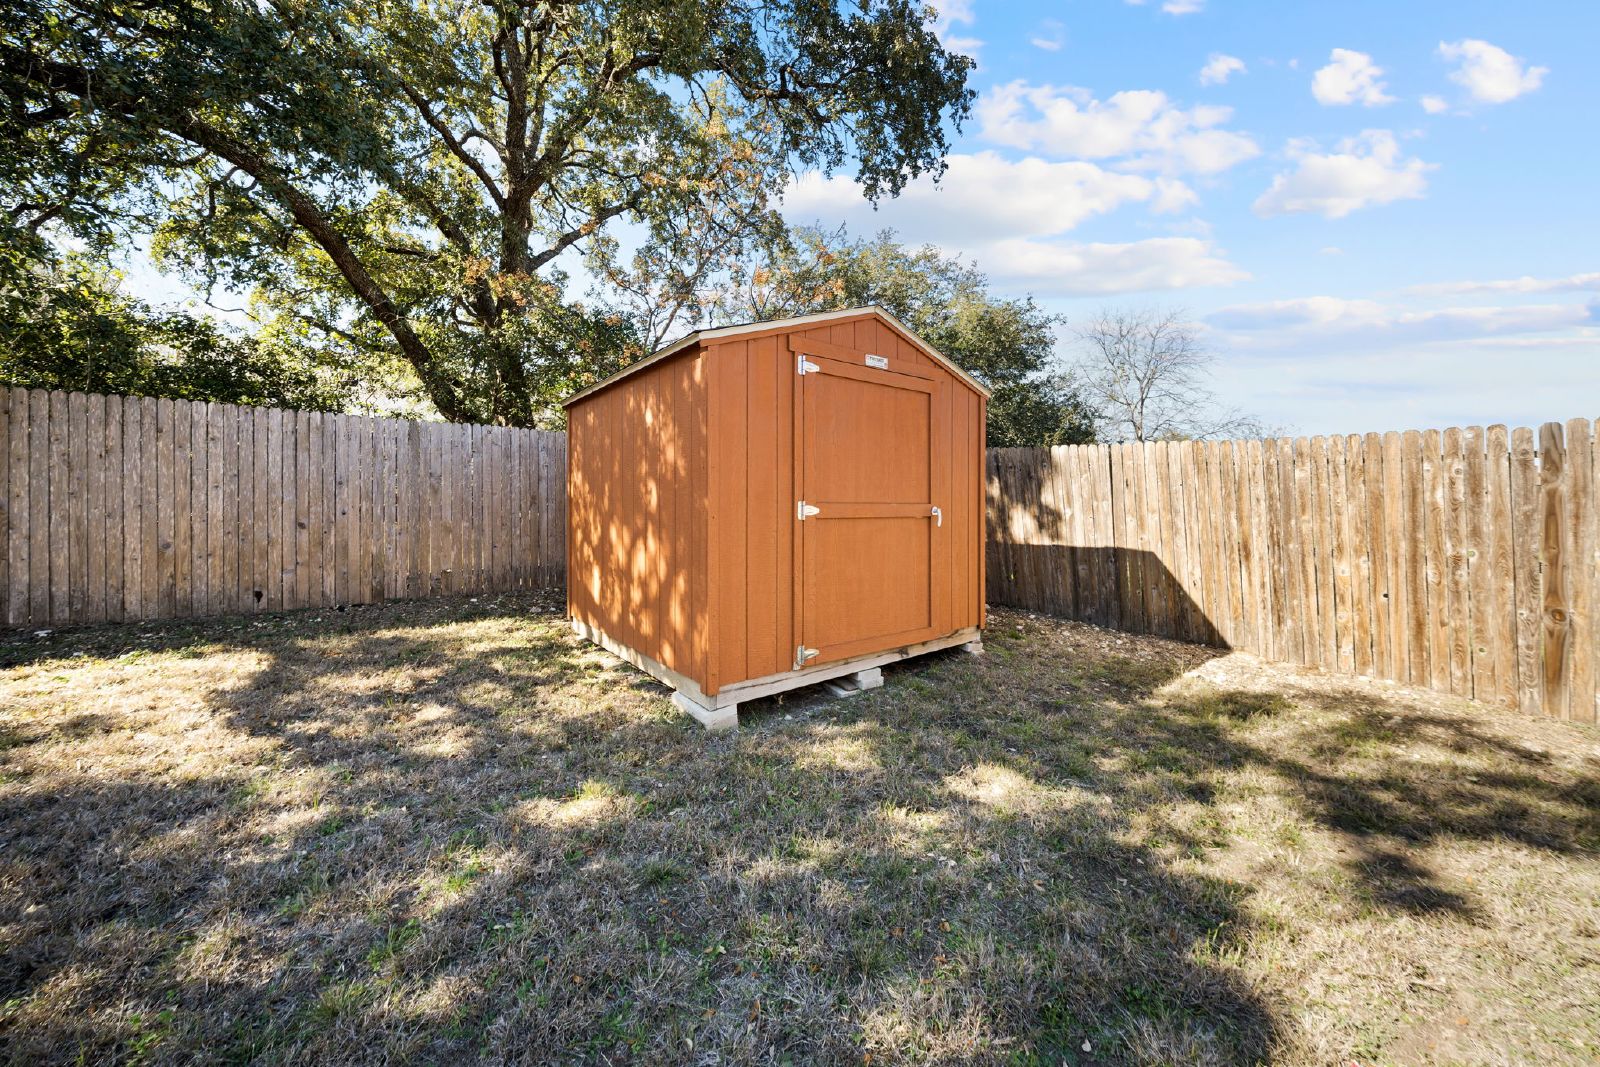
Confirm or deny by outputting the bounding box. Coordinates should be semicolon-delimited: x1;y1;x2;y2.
571;618;982;731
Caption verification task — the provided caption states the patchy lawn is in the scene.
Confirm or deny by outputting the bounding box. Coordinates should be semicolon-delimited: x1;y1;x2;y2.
0;595;1596;1066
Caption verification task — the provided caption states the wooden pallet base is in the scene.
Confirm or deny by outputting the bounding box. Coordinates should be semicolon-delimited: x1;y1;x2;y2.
571;618;982;731
822;667;883;699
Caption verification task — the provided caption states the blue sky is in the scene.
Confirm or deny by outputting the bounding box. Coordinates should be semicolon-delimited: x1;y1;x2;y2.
780;0;1599;435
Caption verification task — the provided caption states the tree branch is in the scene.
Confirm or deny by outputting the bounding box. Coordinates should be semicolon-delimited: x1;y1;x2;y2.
0;45;471;421
393;76;507;209
527;193;642;272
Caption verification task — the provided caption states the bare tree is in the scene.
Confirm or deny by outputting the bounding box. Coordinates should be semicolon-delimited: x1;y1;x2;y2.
1072;306;1264;442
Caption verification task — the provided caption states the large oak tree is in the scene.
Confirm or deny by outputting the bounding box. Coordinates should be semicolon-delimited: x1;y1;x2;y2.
1;0;972;424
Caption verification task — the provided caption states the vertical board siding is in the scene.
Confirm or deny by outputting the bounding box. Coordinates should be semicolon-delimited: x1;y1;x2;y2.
692;317;986;693
0;386;567;628
987;422;1600;722
567;349;707;686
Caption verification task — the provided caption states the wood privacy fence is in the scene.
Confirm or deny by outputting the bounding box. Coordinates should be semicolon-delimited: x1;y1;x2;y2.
0;386;567;628
8;381;1596;726
987;420;1599;723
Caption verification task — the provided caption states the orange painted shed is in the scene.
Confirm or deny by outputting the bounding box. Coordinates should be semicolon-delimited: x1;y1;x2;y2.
564;306;988;729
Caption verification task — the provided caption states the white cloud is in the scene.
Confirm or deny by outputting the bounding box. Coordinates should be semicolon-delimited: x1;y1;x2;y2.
1420;95;1449;114
784;152;1194;245
1311;49;1395;106
1208;296;1594;343
930;0;981;58
1204;294;1598;431
1206;329;1599;437
1029;19;1064;51
1199;53;1246;86
977;81;1259;174
1126;0;1205;13
1439;39;1547;103
1150;177;1200;214
1253;130;1433;219
980;236;1247;294
1406;272;1600;296
782;154;1246;296
1448;333;1600;350
1210;296;1386;330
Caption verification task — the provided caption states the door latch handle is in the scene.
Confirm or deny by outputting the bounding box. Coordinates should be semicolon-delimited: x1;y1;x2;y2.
931;505;942;527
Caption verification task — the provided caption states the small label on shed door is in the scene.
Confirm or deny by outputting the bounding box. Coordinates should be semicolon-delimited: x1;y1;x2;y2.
864;354;889;369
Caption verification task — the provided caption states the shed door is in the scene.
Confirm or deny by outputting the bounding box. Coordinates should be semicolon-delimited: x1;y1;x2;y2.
794;350;950;667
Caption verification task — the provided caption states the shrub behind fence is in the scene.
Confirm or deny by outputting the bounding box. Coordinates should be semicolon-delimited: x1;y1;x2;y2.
1;387;566;628
987;421;1598;723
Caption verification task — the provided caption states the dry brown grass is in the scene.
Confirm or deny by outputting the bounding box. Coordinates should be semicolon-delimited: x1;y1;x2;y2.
1;595;1596;1066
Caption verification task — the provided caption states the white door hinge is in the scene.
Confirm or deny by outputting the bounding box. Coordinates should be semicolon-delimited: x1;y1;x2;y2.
797;355;820;375
797;500;820;520
795;645;820;668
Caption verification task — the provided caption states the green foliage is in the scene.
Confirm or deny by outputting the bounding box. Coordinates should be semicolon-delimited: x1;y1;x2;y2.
711;227;1098;447
1;0;973;426
0;253;348;410
985;377;1099;449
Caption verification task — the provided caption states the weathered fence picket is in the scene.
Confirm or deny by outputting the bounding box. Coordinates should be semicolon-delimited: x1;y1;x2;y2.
987;422;1599;723
0;386;567;628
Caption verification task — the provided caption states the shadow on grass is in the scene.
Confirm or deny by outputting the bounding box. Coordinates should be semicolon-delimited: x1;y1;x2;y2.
2;599;1596;1065
0;593;565;671
1095;679;1599;918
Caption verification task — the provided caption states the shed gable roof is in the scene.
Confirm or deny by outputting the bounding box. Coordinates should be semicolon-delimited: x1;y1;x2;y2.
562;306;991;407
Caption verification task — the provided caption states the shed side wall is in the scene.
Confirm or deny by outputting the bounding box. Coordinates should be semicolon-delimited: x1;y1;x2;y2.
567;347;708;687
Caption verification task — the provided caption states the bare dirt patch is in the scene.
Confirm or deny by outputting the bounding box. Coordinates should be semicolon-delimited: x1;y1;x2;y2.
1;597;1596;1065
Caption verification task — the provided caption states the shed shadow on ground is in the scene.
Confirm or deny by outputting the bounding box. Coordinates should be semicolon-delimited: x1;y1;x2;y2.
987;544;1229;647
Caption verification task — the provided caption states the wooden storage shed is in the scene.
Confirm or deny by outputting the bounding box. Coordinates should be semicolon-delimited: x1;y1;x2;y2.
564;307;988;729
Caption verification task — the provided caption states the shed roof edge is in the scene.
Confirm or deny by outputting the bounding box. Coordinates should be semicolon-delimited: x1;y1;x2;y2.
561;305;992;407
